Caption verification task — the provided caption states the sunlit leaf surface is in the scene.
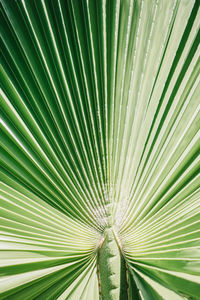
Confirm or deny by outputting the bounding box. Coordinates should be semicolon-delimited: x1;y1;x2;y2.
0;0;199;299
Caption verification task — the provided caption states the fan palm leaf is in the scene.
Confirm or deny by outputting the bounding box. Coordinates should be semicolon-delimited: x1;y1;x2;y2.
0;0;200;299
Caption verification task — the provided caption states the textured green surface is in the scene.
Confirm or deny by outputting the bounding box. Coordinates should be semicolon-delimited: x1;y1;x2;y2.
98;227;124;300
0;0;200;299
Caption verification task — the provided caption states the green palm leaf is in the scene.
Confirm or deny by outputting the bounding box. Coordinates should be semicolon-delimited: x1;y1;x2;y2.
0;0;199;299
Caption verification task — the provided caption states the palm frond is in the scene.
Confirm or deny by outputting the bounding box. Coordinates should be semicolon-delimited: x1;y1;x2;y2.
0;0;199;299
